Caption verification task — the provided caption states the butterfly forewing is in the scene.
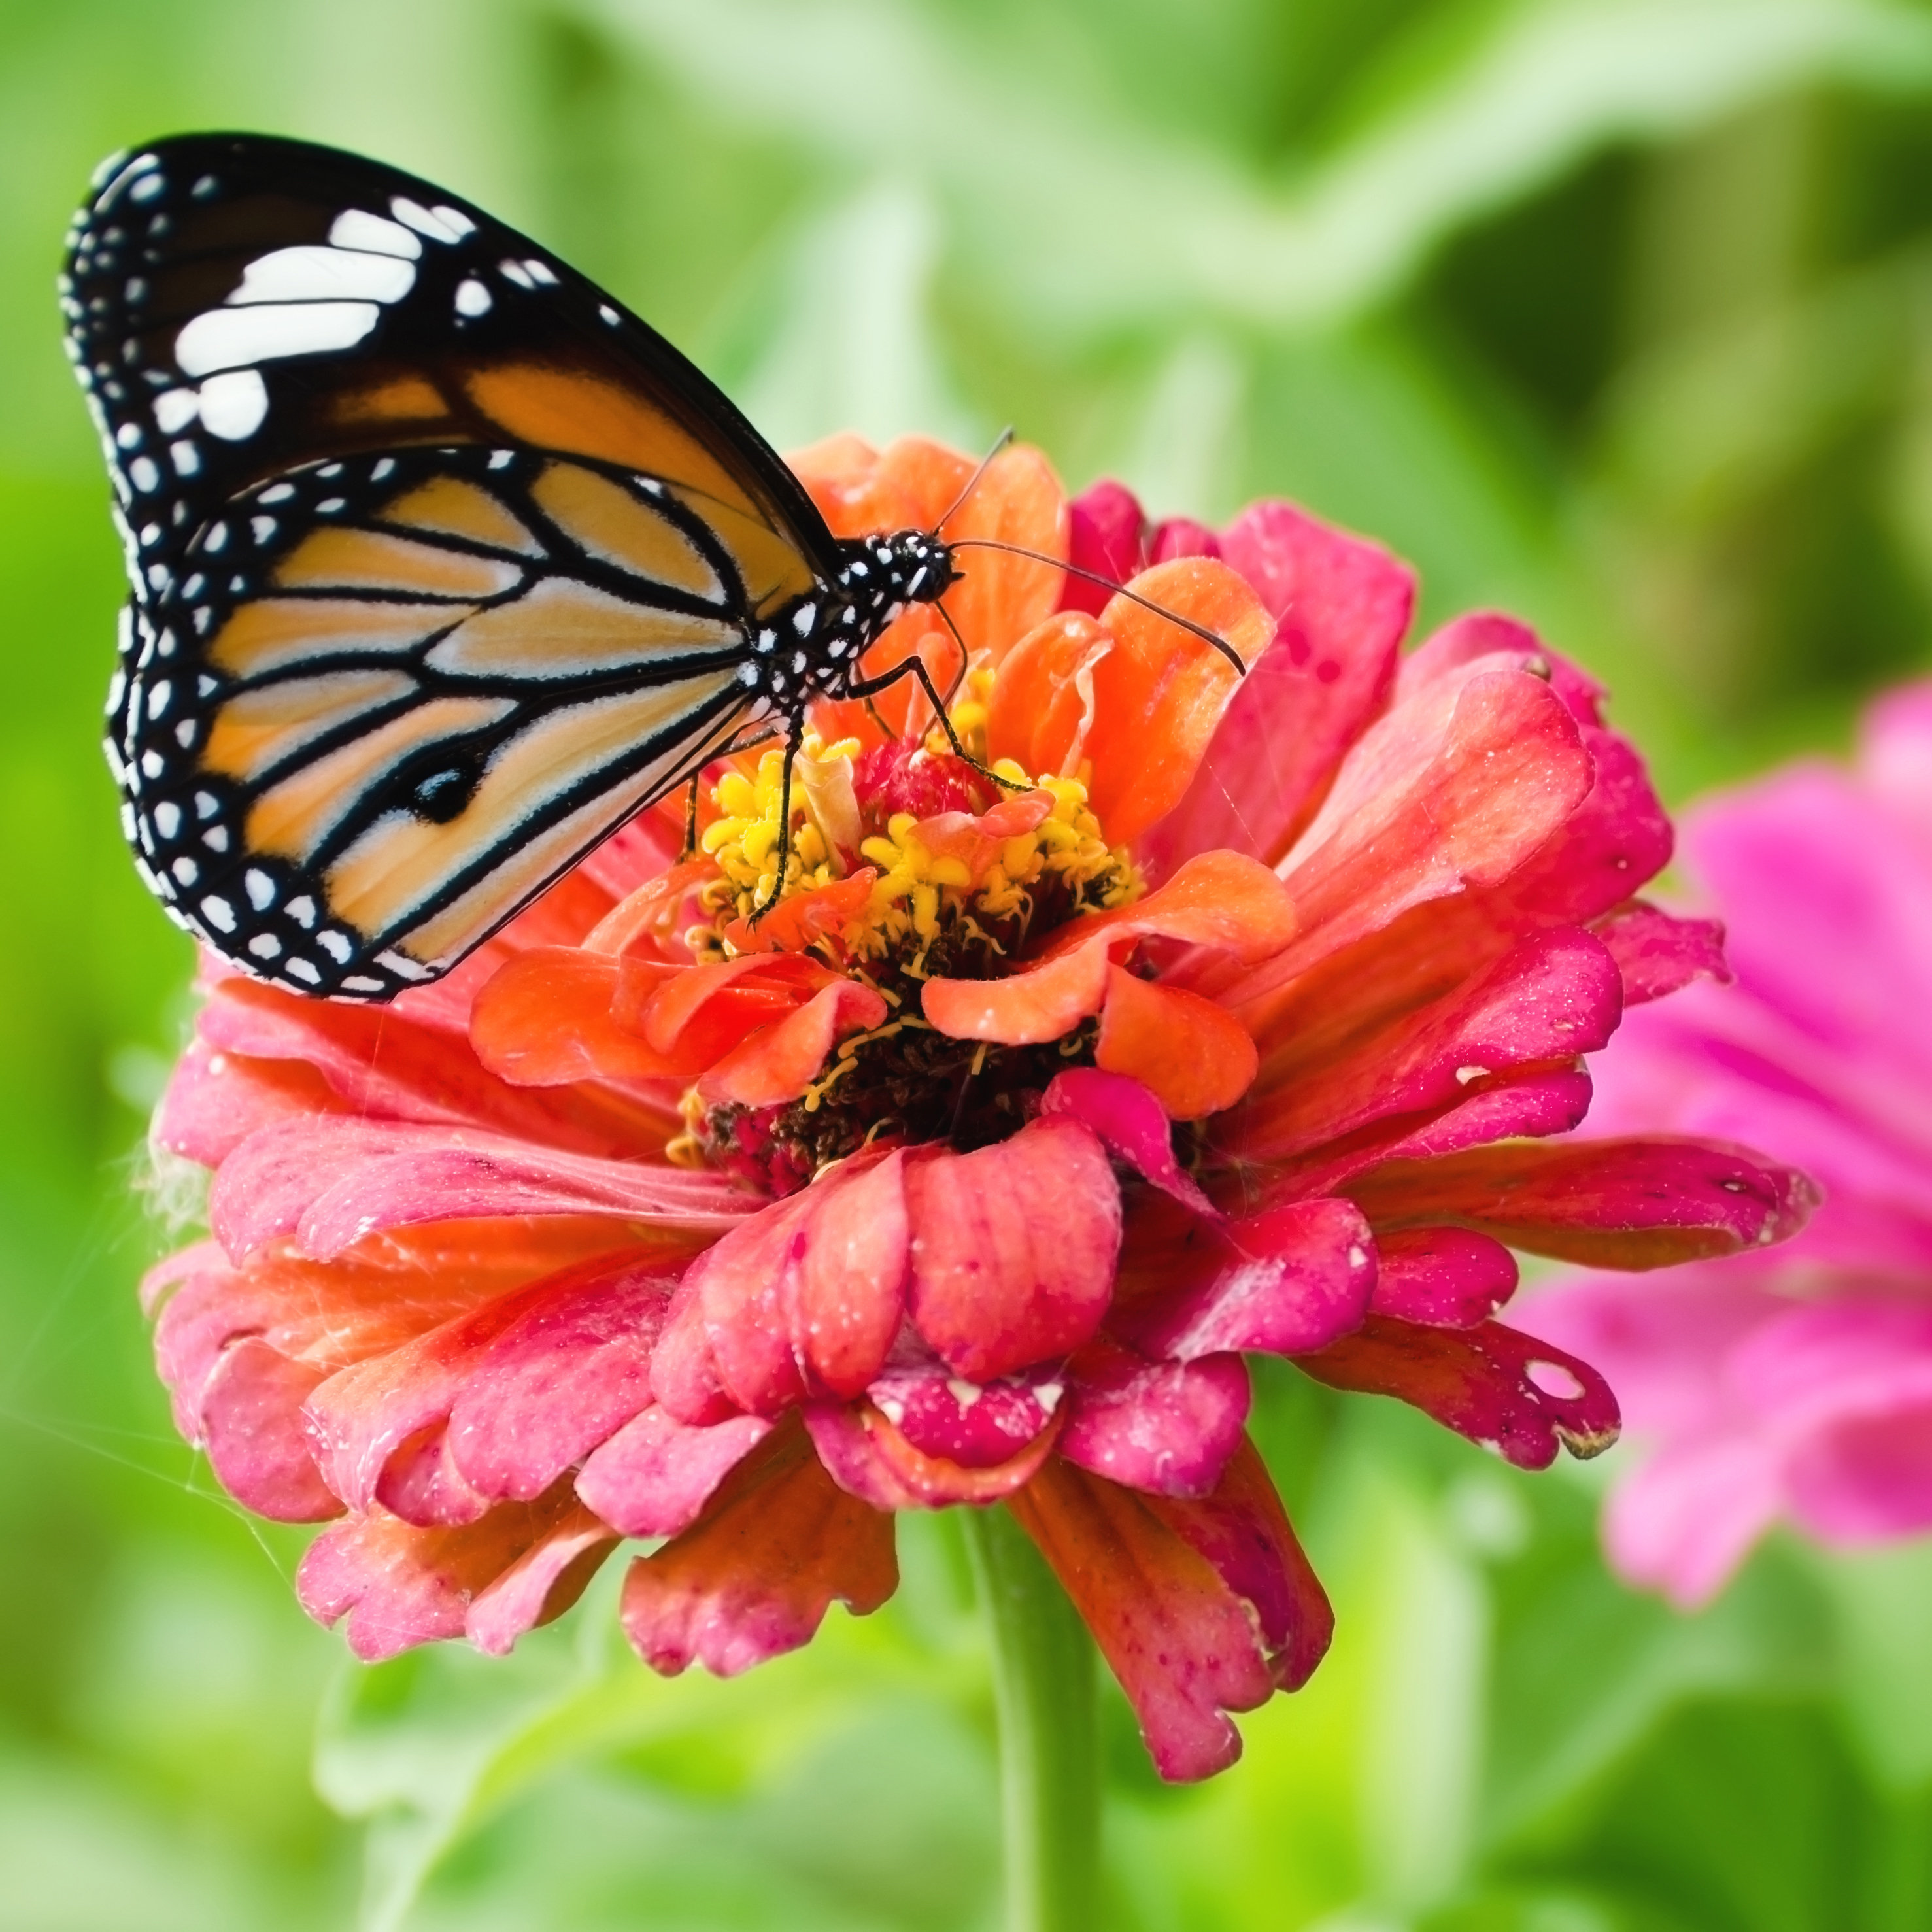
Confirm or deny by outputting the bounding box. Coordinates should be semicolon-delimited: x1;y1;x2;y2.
65;133;846;998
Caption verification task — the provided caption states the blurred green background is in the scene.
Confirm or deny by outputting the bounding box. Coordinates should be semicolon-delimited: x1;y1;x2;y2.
8;1;1932;1926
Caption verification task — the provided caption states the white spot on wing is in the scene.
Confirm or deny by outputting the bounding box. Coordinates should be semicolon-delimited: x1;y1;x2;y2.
228;245;415;306
390;197;469;245
176;301;380;376
328;209;422;259
197;369;268;440
454;277;491;317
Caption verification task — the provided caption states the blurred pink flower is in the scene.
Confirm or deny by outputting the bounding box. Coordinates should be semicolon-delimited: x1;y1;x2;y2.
141;441;1812;1779
1523;682;1932;1606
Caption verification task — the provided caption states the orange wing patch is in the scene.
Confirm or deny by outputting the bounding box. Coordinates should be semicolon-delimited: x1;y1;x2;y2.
271;526;524;600
204;669;416;784
530;462;724;601
209;597;458;679
245;695;517;864
670;488;817;615
378;475;545;556
328;374;451;432
322;672;739;943
425;578;740;680
464;364;766;530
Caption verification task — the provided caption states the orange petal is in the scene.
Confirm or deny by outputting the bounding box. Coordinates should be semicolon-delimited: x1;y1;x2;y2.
991;560;1274;847
787;432;893;533
469;949;685;1084
986;611;1113;782
634;951;834;1054
1096;968;1258;1120
922;934;1111;1044
940;443;1067;668
1037;849;1297;966
722;869;878;955
1084;559;1276;845
582;860;715;958
698;977;889;1107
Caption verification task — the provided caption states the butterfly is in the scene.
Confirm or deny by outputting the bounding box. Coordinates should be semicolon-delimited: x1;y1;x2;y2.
60;133;966;1001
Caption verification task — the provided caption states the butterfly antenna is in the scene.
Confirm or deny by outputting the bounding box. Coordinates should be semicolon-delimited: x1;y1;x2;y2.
947;537;1247;672
933;426;1015;536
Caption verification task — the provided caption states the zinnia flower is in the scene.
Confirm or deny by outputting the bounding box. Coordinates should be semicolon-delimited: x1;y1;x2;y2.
143;435;1811;1780
1523;680;1932;1607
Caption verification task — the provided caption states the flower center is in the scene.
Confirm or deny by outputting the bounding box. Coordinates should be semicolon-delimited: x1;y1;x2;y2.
679;714;1143;1189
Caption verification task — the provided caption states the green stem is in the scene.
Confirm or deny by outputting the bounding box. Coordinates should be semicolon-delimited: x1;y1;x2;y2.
962;1502;1101;1932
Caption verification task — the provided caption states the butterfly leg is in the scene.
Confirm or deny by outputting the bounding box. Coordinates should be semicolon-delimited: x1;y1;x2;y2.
678;773;702;862
844;654;1025;796
747;712;809;925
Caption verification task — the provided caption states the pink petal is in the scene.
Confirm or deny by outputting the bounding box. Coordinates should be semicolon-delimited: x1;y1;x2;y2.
1788;1407;1932;1544
1370;1227;1519;1328
1296;1315;1620;1469
1040;1068;1214;1214
620;1421;897;1676
305;1252;677;1515
1860;677;1932;836
211;1117;745;1263
447;1262;681;1501
1346;1136;1820;1269
692;1151;909;1414
1401;617;1675;925
697;977;889;1107
1255;1068;1596;1204
195;1339;341;1521
374;1425;494;1527
1149;516;1221;562
1007;1458;1278;1781
905;1120;1121;1381
1591;900;1729;1007
297;1486;612;1662
153;1039;348;1167
465;1512;620;1657
1146;1435;1333;1691
1060;480;1148;617
1119;1198;1376;1361
575;1407;774;1537
1513;1261;1774;1440
1220;666;1593;1003
1601;1434;1786;1608
649;1281;739;1426
1060;1341;1251;1497
196;975;656;1157
1229;927;1623;1164
866;1361;1064;1468
804;1398;1064;1508
1141;500;1410;875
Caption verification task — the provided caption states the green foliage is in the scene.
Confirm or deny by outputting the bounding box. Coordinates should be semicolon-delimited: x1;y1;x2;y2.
7;1;1932;1925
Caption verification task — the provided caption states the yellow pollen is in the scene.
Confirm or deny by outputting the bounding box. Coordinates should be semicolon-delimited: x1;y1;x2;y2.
694;722;1142;968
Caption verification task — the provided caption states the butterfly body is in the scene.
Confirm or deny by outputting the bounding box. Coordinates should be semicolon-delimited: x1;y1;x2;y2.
61;133;957;999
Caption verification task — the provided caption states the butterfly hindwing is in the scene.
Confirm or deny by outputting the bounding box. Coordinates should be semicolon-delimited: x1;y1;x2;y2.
120;445;772;998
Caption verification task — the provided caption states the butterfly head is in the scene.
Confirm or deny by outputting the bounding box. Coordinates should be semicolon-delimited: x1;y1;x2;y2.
832;528;957;627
